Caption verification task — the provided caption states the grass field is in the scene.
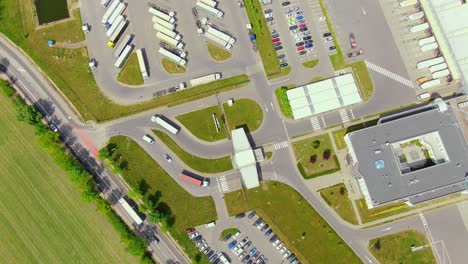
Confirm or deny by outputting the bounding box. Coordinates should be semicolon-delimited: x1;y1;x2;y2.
177;98;263;142
224;181;361;264
107;136;217;263
319;184;358;224
302;59;319;68
207;42;232;62
332;119;378;150
162;59;186;74
0;0;248;122
117;52;144;86
275;87;293;118
152;130;233;173
292;134;341;179
0;92;138;263
243;0;283;79
369;230;435;264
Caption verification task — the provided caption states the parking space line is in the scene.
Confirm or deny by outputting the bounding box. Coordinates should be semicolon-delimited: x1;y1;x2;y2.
310;116;321;131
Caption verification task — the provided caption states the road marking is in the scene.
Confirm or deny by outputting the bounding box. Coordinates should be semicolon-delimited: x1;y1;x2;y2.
381;227;391;232
339;109;350;123
16;67;25;72
218;175;229;193
321;115;327;128
362;8;366;15
270;101;274;110
274;141;288;150
365;60;415;88
264;103;269;112
364;255;373;263
350;108;355;120
310;116;321;131
269;78;289;86
274;171;278;180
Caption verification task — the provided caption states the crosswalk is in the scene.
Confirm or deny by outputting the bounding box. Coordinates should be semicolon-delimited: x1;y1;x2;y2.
274;141;288;150
218;175;229;193
310;116;321;131
339;109;350;123
365;60;415;88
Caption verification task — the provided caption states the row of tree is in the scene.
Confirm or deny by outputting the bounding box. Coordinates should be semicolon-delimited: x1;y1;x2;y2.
1;80;154;264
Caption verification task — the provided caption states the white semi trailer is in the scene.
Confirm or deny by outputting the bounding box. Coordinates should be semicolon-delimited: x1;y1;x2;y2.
152;16;176;30
156;32;184;49
108;3;126;25
119;197;143;226
109;20;127;45
158;47;187;66
420;79;441;89
114;34;132;57
148;7;175;23
196;1;224;18
429;63;447;73
136;49;149;80
151;115;179;135
101;0;120;24
416;56;444;70
420;42;438;52
410;23;429;33
205;32;232;50
106;15;124;37
200;0;218;8
114;45;133;68
432;69;450;79
207;26;235;44
153;23;181;40
189;73;222;87
418;36;435;47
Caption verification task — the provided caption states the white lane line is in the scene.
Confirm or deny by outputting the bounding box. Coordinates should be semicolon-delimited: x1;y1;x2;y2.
310;116;321;131
362;8;366;15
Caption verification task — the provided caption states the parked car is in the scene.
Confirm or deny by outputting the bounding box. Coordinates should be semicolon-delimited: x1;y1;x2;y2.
272;38;280;43
296;19;305;24
346;49;364;57
235;213;246;219
323;32;332;37
324;36;333;42
200;244;207;252
242;241;252;250
276;242;284;250
289;25;298;30
298;50;307;55
256;255;265;263
274;45;283;51
302;31;311;36
249;247;257;256
228;240;237;249
296;15;304;20
329;46;336;50
349;33;357;48
299;27;308;32
295;41;304;47
264;13;273;18
242;255;250;263
257;222;266;229
278;54;286;59
296;46;305;51
274;42;282;47
252;251;261;260
281;1;291;6
261;224;269;232
280;63;288;68
248;211;256;219
273;239;281;246
49;123;59;133
189;232;199;239
266;17;273;22
223;233;232;242
296;11;303;15
291;29;299;34
234;231;241;238
299;23;307;28
186;228;196;233
264;9;273;14
283;250;291;258
271;33;279;38
305;43;313;48
254;218;263;226
203;247;211;255
164;154;172;162
269;234;278;242
287;254;296;261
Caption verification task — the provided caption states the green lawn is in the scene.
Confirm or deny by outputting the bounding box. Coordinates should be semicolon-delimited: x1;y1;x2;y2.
369;230;435;264
162;58;186;74
292;134;341;179
177;98;263;142
319;184;358;224
224;181;361;264
152;130;233;173
117;52;144;86
302;59;319;68
0;0;248;122
332;119;379;150
207;42;232;61
318;0;374;101
106;136;217;263
223;98;263;132
0;91;138;263
243;0;283;79
220;228;239;239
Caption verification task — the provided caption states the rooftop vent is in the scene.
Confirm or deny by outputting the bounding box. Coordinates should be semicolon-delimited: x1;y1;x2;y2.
375;160;385;170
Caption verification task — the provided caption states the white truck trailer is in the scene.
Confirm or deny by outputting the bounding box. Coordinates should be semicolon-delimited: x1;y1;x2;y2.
196;1;224;18
101;0;120;24
205;32;232;50
207;26;235;44
416;56;444;70
136;49;149;80
153;23;181;40
200;0;218;8
152;16;176;30
114;45;133;68
410;23;429;33
399;0;418;8
108;3;126;25
418;36;435;47
151;116;179;135
156;32;184;49
118;197;143;225
420;79;441;89
106;15;124;37
158;47;187;66
420;42;438;52
429;63;447;73
407;11;424;21
109;20;127;45
114;34;132;57
148;7;175;23
431;69;450;79
189;73;222;87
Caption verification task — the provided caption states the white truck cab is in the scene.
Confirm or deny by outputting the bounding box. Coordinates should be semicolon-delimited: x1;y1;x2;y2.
142;134;155;144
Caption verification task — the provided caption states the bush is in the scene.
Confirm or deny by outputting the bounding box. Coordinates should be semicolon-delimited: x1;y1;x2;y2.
312;140;320;149
323;149;331;160
278;87;292;116
339;186;345;195
0;79;15;97
310;154;317;164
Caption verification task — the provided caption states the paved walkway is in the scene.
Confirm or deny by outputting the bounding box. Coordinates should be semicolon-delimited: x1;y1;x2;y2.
55;41;86;49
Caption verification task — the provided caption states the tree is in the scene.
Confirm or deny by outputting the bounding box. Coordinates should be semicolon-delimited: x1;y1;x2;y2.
98;148;110;160
374;239;381;250
312;140;320;149
148;210;166;224
14;100;42;125
339;186;345;195
323;149;331;160
310;154;317;164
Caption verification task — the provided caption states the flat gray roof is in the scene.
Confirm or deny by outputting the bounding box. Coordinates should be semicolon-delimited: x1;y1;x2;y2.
348;104;468;206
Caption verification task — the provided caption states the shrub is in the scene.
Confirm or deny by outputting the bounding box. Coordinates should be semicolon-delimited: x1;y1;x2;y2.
312;140;320;149
310;154;317;164
323;149;331;160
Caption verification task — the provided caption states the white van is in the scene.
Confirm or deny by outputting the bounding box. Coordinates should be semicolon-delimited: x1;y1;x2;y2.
142;134;155;144
399;0;418;8
205;221;216;228
416;92;431;101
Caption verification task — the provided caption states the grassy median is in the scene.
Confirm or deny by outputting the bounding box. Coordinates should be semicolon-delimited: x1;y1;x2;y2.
0;0;249;122
319;184;358;224
162;58;186;74
117;52;144;86
207;42;232;62
152;130;233;173
302;59;319;68
225;181;361;264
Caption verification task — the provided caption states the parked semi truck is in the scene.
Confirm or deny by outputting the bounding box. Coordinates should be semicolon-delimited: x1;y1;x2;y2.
420;42;438;52
429;63;447;73
196;1;224;18
119;197;143;225
158;47;187;66
207;26;235;44
156;32;184;49
432;69;450;79
189;73;222;87
136;49;149;80
407;11;424;21
101;0;120;24
108;3;126;25
418;36;435;47
106;15;124;37
200;0;218;8
153;23;181;40
150;115;179;135
148;7;175;23
420;79;441;89
416;56;444;69
205;32;232;50
410;23;429;33
152;16;176;30
114;45;133;68
399;0;418;8
114;34;133;57
108;20;128;47
179;173;209;187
